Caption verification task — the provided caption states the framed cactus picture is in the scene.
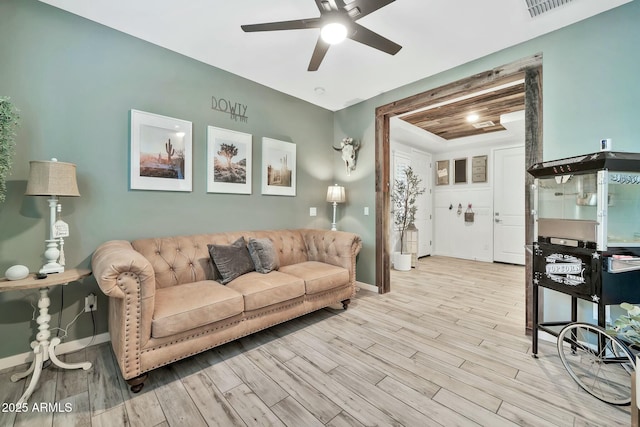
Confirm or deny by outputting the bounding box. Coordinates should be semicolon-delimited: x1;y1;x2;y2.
130;109;192;192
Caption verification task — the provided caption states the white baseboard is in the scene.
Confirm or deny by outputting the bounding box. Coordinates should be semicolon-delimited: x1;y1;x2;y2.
356;281;378;293
0;332;111;371
538;330;556;344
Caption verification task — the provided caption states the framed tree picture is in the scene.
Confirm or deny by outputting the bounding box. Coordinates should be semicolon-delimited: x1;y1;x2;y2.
130;109;192;192
207;126;252;194
261;138;296;196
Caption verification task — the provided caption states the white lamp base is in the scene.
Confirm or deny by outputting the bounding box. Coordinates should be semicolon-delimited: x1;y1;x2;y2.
40;239;64;274
40;197;65;275
331;202;338;231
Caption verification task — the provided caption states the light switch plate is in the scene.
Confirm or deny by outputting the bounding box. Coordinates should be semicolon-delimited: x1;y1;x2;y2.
364;207;369;216
310;207;317;217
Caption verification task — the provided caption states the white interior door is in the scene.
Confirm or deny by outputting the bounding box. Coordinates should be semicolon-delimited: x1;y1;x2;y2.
493;146;525;265
411;150;432;257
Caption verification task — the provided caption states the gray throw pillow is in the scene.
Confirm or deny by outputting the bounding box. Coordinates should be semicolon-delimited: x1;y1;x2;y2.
208;237;255;284
247;237;280;274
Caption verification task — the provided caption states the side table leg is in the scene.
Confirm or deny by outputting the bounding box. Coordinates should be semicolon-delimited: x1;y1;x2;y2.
15;344;45;405
9;286;91;405
48;338;92;371
10;342;38;383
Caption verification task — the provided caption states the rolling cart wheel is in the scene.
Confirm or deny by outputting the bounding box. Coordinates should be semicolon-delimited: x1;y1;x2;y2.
557;322;635;405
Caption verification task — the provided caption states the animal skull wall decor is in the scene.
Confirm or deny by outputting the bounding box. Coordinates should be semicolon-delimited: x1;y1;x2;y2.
333;137;360;176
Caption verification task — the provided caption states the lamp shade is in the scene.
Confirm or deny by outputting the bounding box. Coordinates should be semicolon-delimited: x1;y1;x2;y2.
326;185;345;203
25;159;80;197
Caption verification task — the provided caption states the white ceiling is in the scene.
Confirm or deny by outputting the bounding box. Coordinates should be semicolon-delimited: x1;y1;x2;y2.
39;0;631;111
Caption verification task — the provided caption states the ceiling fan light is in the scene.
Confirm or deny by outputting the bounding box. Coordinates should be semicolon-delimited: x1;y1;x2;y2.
321;23;347;45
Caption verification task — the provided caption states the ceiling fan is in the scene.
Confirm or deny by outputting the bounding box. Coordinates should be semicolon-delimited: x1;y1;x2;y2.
241;0;402;71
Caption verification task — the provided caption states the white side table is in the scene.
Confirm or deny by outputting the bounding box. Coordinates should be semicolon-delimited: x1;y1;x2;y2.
0;268;93;404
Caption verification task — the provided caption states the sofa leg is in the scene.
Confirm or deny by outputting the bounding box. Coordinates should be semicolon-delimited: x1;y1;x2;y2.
127;373;148;393
341;299;351;310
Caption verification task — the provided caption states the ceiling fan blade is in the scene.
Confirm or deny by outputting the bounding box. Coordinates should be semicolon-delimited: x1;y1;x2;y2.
348;23;401;56
241;18;321;32
342;0;396;20
313;0;334;13
308;37;330;71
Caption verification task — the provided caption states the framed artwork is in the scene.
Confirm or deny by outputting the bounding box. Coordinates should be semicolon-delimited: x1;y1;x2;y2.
130;109;192;192
436;160;449;185
472;155;488;183
261;138;296;196
454;158;467;184
207;126;252;194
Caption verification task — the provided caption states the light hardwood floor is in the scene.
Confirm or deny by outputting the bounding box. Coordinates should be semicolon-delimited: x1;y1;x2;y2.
1;256;631;426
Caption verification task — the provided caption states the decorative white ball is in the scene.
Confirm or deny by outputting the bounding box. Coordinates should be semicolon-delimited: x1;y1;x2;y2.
5;265;30;281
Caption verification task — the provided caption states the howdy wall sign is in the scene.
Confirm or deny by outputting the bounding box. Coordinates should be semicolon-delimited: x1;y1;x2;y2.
211;96;248;123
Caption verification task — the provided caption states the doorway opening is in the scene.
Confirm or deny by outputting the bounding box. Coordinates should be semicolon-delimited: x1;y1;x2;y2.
375;54;543;331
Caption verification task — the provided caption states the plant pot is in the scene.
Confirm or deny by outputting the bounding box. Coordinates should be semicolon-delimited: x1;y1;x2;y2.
394;253;412;271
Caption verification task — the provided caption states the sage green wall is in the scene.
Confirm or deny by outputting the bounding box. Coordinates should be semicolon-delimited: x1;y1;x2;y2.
0;0;335;359
336;1;640;285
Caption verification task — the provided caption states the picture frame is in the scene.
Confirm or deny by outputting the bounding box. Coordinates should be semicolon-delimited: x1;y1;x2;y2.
472;155;488;183
261;137;296;196
130;109;192;192
436;160;449;185
207;126;252;194
454;158;467;184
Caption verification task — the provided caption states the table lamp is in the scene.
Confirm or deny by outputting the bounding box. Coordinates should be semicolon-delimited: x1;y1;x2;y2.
326;184;345;231
25;158;80;274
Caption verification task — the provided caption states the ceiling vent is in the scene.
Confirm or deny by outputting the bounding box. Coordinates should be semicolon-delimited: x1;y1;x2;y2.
472;121;496;129
525;0;573;17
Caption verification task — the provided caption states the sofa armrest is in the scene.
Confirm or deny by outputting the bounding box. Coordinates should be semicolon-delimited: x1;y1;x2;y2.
91;240;156;378
91;240;156;300
301;229;362;283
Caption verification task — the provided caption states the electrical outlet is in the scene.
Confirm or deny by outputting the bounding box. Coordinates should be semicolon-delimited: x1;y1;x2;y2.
85;293;97;312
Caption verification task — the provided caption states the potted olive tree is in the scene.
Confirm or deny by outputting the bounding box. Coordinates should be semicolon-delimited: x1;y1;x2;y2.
0;97;20;204
391;166;425;270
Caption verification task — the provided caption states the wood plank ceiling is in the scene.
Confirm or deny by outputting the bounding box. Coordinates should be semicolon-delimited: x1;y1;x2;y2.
399;81;526;140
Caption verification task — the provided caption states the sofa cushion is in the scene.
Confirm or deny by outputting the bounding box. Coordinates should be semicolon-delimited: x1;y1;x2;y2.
247;237;280;274
226;271;305;311
279;261;349;294
152;281;244;338
208;237;254;284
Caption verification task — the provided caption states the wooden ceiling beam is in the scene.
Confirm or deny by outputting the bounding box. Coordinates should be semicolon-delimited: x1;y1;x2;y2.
399;82;525;140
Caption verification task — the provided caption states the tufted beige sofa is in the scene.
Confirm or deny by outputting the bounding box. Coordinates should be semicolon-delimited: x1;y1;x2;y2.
91;229;362;392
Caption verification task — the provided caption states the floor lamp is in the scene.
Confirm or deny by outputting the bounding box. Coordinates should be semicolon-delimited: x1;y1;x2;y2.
25;159;80;274
326;184;345;231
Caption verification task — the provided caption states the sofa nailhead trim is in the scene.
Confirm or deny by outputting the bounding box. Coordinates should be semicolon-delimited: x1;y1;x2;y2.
118;271;142;376
143;304;323;372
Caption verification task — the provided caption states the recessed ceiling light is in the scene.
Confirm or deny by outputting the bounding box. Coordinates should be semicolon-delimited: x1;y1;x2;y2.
466;113;479;123
321;23;347;45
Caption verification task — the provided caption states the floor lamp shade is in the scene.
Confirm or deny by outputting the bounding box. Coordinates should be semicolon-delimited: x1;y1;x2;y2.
326;185;345;204
25;160;80;197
